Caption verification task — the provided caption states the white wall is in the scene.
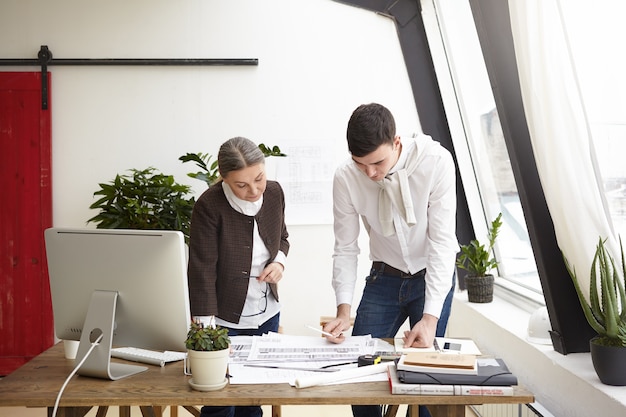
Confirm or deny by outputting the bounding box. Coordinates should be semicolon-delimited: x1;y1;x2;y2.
1;0;421;336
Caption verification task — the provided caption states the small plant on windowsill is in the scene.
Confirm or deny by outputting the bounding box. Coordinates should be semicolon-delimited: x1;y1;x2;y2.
456;212;503;303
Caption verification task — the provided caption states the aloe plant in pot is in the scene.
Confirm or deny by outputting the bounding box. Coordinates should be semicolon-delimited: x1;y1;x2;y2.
185;320;231;391
564;237;626;385
456;213;503;303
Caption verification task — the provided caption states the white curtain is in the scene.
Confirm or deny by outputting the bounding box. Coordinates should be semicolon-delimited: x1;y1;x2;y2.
507;0;617;295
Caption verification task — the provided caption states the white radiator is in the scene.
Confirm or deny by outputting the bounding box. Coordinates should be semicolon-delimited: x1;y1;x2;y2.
470;403;554;417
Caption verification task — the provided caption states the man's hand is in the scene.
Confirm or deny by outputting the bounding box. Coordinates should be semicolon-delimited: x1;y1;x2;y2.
322;303;352;344
402;313;438;348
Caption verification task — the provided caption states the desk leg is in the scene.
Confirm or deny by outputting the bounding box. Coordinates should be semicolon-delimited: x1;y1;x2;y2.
138;406;157;417
383;405;400;417
271;405;281;417
427;405;465;417
49;407;92;417
182;405;201;416
96;406;109;417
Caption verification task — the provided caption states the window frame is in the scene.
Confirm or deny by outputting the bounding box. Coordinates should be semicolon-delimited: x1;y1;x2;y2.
333;0;595;354
464;0;596;354
421;0;544;309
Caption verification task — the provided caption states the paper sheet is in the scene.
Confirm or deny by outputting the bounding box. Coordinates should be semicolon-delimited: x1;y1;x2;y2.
394;337;482;355
226;333;391;385
294;362;391;388
227;334;485;386
229;335;254;363
246;332;375;362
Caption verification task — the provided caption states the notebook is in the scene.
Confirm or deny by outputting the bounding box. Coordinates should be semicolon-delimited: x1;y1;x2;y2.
395;357;517;386
397;352;478;375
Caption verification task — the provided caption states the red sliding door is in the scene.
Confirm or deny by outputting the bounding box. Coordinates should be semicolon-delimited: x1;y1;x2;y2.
0;72;54;375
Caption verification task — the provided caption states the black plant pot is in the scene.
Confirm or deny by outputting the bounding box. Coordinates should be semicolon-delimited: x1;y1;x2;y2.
590;336;626;386
464;274;494;303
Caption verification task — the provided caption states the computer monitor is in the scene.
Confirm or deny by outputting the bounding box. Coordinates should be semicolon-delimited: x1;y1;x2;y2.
44;228;191;380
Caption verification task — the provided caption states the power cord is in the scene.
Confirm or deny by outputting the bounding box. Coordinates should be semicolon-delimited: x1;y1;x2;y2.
50;334;104;417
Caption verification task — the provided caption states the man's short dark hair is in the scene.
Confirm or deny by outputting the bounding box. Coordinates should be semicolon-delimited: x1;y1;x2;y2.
346;103;396;157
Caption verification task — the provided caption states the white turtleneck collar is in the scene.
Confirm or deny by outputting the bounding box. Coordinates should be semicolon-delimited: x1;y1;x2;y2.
222;181;264;216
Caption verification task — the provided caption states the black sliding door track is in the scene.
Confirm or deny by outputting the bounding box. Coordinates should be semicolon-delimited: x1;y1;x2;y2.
0;45;259;109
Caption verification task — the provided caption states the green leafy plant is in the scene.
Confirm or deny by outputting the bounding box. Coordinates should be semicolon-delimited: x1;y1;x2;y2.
87;167;195;242
179;143;286;187
258;143;287;157
178;152;220;186
456;213;503;277
564;237;626;347
185;321;231;351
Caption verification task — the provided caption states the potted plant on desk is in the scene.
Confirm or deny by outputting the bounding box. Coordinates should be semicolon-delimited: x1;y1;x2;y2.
564;237;626;386
185;320;231;391
456;213;503;303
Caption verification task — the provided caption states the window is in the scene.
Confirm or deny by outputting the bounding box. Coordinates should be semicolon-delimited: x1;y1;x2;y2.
561;2;626;240
422;0;542;300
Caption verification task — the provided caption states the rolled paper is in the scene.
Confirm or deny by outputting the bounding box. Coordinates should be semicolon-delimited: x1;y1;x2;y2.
295;362;390;389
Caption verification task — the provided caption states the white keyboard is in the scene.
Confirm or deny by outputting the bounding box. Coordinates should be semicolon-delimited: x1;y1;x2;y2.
110;347;187;367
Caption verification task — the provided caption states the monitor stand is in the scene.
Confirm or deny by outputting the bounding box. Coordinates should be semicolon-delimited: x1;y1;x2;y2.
75;290;148;380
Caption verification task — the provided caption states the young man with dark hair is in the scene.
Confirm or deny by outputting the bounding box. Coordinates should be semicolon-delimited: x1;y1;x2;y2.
323;103;458;417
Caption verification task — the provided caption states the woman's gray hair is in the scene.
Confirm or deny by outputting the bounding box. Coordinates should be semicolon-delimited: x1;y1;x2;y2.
217;136;265;178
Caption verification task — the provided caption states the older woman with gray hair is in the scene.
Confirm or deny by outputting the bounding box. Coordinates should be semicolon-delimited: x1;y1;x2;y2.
188;136;290;417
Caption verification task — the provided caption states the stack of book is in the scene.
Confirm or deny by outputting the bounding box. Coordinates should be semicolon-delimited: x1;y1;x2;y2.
388;351;518;396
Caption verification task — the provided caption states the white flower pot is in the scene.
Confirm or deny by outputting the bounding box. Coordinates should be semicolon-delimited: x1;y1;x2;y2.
187;348;230;391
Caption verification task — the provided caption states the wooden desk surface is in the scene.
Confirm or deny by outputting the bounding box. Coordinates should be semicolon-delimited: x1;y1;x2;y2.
0;343;533;409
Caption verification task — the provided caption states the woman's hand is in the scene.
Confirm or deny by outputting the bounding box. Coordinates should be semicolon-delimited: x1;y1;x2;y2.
258;262;284;283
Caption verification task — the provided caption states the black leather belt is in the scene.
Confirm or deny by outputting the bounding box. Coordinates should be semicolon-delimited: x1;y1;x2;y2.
371;261;424;278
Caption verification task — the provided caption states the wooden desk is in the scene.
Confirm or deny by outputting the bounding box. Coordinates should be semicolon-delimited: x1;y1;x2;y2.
0;343;533;417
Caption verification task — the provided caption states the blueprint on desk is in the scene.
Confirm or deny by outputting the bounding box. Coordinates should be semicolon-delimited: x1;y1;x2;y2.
246;332;375;362
227;333;393;385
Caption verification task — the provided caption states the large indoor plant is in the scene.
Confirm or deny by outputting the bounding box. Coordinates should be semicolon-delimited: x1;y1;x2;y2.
87;145;284;244
87;167;195;242
564;237;626;385
185;319;231;391
456;213;503;303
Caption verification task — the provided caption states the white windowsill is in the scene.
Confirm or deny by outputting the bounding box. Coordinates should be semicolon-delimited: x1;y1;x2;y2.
448;291;626;417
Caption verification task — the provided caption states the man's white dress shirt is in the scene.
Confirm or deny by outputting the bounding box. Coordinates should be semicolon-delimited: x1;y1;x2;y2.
332;134;459;318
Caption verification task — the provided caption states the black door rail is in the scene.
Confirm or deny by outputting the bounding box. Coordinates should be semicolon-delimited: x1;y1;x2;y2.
0;45;259;109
